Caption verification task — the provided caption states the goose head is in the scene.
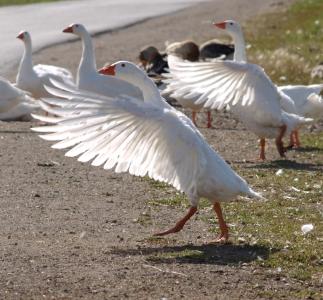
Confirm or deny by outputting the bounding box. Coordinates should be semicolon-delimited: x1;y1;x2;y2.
16;31;31;44
99;61;160;101
213;20;246;62
213;20;242;38
99;61;146;83
63;23;87;37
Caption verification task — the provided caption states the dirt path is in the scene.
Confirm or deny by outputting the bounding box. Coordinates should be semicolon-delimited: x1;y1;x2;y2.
3;0;320;299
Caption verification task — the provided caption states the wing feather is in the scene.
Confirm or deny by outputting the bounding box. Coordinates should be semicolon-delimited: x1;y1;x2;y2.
32;90;206;194
167;56;283;125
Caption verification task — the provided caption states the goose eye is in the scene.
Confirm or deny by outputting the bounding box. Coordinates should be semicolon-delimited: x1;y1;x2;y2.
121;63;125;67
75;24;79;28
230;22;233;25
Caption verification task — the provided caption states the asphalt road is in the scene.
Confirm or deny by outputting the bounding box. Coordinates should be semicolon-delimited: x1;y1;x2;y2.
0;0;207;75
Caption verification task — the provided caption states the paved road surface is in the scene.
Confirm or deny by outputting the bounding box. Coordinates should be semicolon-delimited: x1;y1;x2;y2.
0;0;207;75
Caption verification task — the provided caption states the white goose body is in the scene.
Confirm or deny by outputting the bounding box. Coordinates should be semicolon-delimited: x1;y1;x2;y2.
16;31;75;99
33;61;262;242
0;77;38;121
167;54;301;139
63;24;143;99
278;84;323;118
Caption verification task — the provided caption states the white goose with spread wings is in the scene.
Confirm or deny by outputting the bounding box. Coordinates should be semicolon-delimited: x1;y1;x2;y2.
16;31;75;99
165;20;312;160
32;61;263;243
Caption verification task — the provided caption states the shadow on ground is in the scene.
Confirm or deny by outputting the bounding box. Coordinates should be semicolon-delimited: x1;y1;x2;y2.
110;242;279;266
292;146;323;153
245;159;323;171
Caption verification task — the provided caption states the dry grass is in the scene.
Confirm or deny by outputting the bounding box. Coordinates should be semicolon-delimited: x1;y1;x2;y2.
245;0;323;85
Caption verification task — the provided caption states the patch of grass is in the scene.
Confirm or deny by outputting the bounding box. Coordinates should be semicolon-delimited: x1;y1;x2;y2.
135;213;152;226
201;132;323;283
145;177;170;190
143;134;322;284
147;193;187;208
301;132;323;149
220;2;323;283
0;0;62;5
245;0;323;85
147;193;210;210
141;236;176;246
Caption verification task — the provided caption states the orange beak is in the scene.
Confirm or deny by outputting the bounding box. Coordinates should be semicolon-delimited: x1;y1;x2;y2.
16;32;24;40
63;25;73;33
213;21;226;29
98;65;115;76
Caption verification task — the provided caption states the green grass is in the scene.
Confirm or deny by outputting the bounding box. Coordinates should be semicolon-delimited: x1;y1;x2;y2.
225;170;322;281
207;133;322;284
233;4;323;286
245;0;323;85
144;134;322;296
0;0;62;6
147;193;186;208
144;136;321;285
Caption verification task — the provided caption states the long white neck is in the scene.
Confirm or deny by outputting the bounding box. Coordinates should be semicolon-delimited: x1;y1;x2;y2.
126;72;165;106
231;31;247;62
17;38;34;79
77;31;97;83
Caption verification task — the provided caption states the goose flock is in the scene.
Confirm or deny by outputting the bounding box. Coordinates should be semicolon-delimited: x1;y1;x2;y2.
1;21;322;242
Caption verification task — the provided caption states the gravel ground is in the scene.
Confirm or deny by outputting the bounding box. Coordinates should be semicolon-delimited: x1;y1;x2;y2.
3;0;320;299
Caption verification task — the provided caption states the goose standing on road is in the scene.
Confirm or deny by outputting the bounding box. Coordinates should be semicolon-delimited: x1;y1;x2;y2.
16;31;75;98
62;23;143;99
32;61;263;243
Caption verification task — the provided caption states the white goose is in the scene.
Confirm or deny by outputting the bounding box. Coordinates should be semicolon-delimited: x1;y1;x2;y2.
278;84;323;147
16;31;75;98
62;23;143;99
0;77;39;121
32;61;263;243
165;20;312;160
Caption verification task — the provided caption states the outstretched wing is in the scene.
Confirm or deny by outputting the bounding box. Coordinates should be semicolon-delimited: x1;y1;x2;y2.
32;87;206;195
165;55;283;126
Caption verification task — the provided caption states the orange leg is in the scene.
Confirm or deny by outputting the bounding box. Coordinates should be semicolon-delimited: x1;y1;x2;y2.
209;202;229;243
259;138;266;161
287;131;295;148
192;111;198;127
275;125;287;157
153;206;197;236
294;129;300;148
287;130;300;149
206;111;212;128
